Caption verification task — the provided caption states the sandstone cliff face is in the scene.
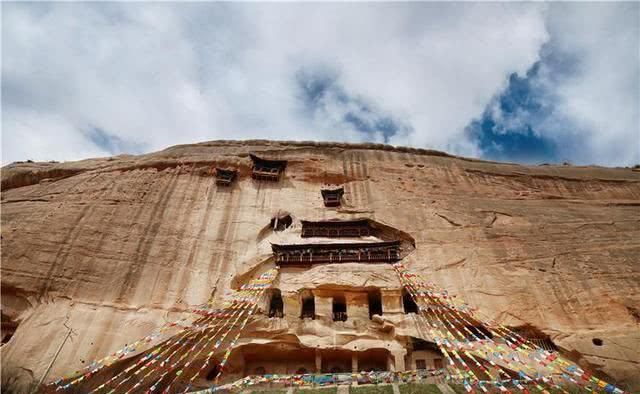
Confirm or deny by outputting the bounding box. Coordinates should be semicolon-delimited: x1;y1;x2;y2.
1;140;639;392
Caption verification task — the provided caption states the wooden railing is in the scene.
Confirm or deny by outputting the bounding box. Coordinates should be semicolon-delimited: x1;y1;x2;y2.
276;250;399;265
333;312;348;322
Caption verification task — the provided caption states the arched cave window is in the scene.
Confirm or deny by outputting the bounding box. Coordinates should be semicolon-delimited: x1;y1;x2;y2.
368;289;383;319
402;289;419;314
205;364;221;381
300;292;315;320
270;214;292;232
268;289;284;318
254;366;266;376
592;338;603;346
332;295;347;322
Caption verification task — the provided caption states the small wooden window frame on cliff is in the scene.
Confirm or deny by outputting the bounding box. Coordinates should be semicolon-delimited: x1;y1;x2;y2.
250;154;287;181
321;187;344;207
215;168;237;186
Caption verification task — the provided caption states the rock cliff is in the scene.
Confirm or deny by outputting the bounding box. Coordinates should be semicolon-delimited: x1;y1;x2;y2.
1;140;639;392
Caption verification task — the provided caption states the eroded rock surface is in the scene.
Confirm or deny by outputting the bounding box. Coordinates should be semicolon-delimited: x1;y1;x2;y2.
1;140;639;392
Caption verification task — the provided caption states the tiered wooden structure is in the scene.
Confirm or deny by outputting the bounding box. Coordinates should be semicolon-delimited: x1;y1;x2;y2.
250;154;287;181
272;241;400;266
301;219;371;238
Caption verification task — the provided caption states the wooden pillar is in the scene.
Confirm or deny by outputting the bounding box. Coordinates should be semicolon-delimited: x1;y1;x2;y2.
392;351;406;372
351;352;358;373
315;349;322;373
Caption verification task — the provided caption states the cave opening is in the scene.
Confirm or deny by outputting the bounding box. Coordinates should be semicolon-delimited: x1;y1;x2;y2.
512;325;558;351
270;214;292;232
300;292;315;320
402;289;419;314
359;349;391;372
1;314;17;346
204;363;221;381
592;338;603;346
465;324;494;340
332;295;347;322
1;331;14;346
411;337;437;351
268;289;284;318
368;289;383;319
320;349;352;373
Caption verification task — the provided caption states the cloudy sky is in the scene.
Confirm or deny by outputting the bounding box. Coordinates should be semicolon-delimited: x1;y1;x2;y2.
2;2;639;166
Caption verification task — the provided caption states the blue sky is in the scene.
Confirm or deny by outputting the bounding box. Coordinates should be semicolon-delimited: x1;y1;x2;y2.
2;2;639;166
468;61;561;164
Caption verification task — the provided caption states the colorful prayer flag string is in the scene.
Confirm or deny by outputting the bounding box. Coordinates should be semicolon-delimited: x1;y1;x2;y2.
393;262;627;394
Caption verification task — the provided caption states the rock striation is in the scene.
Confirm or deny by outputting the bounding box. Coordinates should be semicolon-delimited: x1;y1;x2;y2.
1;140;639;392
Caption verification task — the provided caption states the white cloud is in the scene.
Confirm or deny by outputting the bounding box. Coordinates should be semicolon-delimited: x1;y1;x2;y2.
2;109;110;163
543;3;640;166
1;2;637;165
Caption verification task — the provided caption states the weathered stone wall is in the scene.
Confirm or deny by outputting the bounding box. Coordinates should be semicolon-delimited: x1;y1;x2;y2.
2;140;639;392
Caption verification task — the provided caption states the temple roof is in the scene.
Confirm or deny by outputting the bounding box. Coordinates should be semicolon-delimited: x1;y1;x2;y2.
249;153;287;168
300;219;370;228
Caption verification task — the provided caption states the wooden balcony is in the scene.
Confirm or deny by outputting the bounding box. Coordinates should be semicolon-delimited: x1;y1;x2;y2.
272;241;401;266
250;154;287;181
301;219;371;238
215;168;237;186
